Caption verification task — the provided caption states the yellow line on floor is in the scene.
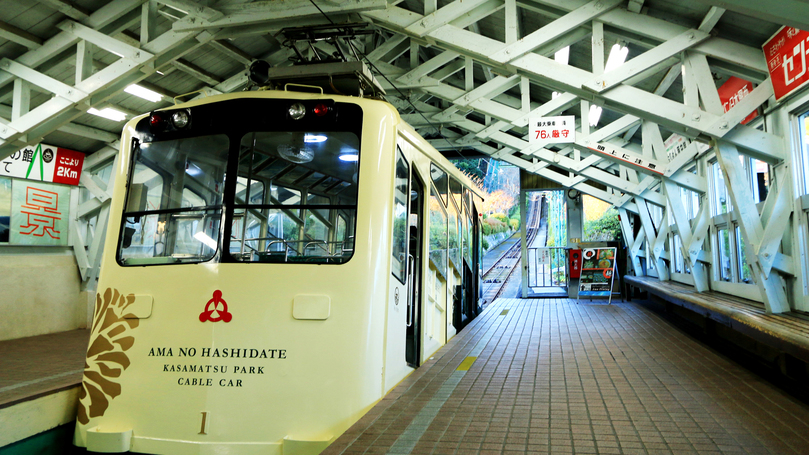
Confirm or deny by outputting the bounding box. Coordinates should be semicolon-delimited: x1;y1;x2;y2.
456;356;476;371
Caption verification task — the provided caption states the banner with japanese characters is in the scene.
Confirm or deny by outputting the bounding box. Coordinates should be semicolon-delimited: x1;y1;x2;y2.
9;180;70;246
763;26;809;101
578;247;616;298
0;143;84;186
529;116;575;143
718;76;758;124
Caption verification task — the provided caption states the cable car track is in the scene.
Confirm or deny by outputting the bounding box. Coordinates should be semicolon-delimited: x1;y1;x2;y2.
481;195;544;304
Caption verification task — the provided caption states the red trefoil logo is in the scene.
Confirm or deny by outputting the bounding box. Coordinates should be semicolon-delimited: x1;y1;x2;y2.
199;290;233;323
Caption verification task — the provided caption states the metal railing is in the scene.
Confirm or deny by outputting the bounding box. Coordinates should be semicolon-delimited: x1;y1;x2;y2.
527;247;569;288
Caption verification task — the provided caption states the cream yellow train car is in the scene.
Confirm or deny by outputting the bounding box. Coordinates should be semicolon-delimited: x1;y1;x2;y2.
74;89;484;454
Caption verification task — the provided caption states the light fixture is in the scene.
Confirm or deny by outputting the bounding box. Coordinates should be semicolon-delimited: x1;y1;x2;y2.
589;105;603;126
288;103;306;120
88;107;126;122
554;46;570;65
125;84;163;102
605;43;628;72
277;144;314;163
304;134;327;143
339;154;359;162
171;110;190;128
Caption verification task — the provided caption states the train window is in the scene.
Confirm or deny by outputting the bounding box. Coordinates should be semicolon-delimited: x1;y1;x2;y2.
118;135;228;265
229;131;359;263
431;164;448;206
429;185;448;280
717;227;732;281
391;148;409;284
448;195;460;274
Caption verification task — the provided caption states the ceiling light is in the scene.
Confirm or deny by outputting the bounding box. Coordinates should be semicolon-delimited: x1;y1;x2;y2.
554;46;570;66
88;107;126;122
125;84;163;103
339;153;359;162
605;43;628;72
304;134;327;143
589;105;602;126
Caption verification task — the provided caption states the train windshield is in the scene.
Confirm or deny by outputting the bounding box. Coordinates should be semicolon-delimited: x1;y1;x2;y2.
118;129;358;265
230;131;358;264
119;135;228;265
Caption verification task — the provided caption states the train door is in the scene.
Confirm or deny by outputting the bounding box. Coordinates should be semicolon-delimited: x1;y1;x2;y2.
406;171;424;367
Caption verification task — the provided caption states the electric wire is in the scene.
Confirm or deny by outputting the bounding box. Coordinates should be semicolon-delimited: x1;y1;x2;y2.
305;0;478;164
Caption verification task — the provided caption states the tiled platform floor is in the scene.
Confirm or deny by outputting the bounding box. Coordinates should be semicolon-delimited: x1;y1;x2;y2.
0;329;89;408
324;298;809;455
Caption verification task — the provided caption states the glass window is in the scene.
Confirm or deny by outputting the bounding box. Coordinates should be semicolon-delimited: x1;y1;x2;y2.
712;162;731;215
0;176;10;243
752;159;769;203
448;196;460;273
799;111;809;194
429;185;447;280
391;149;409;284
717;228;731;281
119;135;228;264
431;164;448;206
231;131;359;263
736;225;751;283
673;234;683;273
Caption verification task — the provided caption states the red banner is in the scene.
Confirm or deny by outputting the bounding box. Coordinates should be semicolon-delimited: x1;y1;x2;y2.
718;77;758;125
763;26;809;101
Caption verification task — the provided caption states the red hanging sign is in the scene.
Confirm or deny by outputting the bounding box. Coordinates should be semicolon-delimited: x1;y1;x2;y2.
763;26;809;101
718;77;758;125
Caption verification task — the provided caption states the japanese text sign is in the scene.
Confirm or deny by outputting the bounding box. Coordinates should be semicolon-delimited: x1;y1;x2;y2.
718;77;758;124
763;26;809;101
585;141;665;175
529;116;575;143
0;144;84;186
10;181;70;245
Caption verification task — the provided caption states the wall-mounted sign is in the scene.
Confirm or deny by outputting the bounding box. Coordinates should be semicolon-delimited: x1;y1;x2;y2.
529;116;575;143
9;180;70;245
763;26;809;101
0;143;84;186
718;76;758;124
585;141;665;175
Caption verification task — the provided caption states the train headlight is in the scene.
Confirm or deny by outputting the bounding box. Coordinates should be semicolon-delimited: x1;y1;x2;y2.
171;110;190;128
288;103;306;120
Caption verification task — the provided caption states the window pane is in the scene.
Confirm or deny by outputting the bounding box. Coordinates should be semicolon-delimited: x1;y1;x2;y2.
801;112;809;195
119;135;228;264
0;177;10;243
448;197;460;273
736;226;751;283
713;162;731;215
673;234;683;273
753;159;769;202
231;131;359;263
717;228;731;281
391;150;409;284
431;164;448;206
429;185;447;280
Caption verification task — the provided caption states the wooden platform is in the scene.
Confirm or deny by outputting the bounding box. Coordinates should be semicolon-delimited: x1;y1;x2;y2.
624;276;809;364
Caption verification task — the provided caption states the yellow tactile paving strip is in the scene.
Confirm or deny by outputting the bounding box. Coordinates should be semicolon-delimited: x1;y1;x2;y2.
324;298;809;454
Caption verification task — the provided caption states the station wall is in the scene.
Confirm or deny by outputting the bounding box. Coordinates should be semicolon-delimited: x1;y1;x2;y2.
0;247;87;341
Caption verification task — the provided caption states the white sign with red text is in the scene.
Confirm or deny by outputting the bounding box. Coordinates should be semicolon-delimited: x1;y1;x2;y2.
529;116;575;143
0;143;84;186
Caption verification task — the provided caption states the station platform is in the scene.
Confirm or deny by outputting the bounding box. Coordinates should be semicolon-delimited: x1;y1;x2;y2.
324;298;809;455
0;329;88;448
